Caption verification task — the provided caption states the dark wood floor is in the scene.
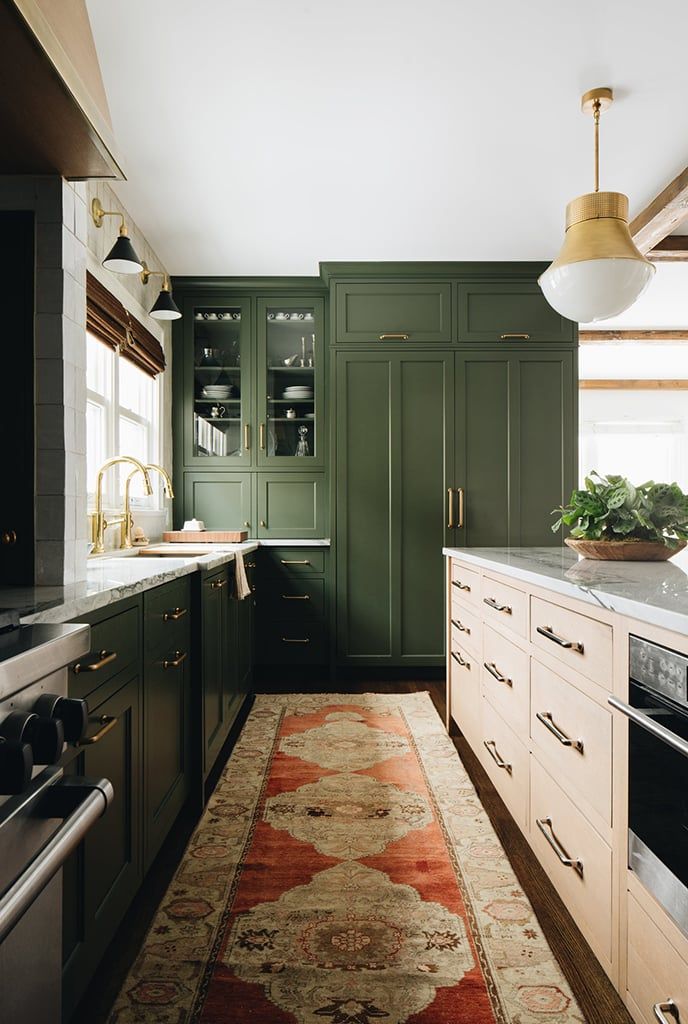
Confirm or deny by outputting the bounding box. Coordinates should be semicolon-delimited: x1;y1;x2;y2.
74;679;632;1024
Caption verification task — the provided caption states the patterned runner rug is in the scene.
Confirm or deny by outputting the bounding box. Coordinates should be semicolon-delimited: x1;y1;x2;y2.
109;693;584;1023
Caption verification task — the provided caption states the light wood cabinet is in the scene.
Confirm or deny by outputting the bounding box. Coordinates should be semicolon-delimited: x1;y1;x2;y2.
480;696;529;832
481;626;529;737
626;891;688;1024
530;594;613;688
481;574;528;638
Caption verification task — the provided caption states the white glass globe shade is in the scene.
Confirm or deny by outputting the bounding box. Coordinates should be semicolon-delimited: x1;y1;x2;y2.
539;257;655;323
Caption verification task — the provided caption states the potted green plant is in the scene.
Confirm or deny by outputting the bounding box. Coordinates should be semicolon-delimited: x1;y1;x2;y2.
552;472;688;560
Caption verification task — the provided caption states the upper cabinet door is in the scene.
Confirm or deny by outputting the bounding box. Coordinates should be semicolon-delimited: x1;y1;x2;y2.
182;295;254;465
256;296;325;468
457;281;576;344
334;281;453;344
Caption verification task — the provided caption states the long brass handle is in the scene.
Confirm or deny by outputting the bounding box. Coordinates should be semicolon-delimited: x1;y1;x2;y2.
483;739;512;773
72;650;117;675
500;333;530;340
282;637;310;644
447;488;455;529
653;1001;679;1024
78;714;118;746
536;711;585;753
484;661;513;687
537;624;584;654
378;333;409;341
163;607;188;622
451;618;471;635
452;579;471;592
281;559;311;566
163;650;188;670
259;423;266;450
282;594;311;600
451;651;470;669
457;487;465;528
536;817;584;876
244;423;250;451
483;597;512;614
210;578;227;590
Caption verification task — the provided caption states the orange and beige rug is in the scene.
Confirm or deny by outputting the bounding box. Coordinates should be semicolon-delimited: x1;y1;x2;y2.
109;693;584;1023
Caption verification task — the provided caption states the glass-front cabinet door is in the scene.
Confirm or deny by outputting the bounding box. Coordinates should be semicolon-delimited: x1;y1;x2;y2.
257;296;324;468
185;297;253;465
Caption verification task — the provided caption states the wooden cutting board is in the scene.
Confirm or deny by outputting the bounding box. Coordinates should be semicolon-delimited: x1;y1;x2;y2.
162;530;248;543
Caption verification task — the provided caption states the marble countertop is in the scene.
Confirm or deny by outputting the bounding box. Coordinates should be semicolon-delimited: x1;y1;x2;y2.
443;546;688;637
0;538;329;625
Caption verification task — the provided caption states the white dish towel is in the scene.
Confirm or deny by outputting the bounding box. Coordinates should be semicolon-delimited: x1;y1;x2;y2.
235;550;251;600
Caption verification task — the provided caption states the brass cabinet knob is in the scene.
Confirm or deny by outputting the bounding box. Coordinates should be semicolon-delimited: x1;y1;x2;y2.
244;521;250;527
1;530;17;545
260;520;266;528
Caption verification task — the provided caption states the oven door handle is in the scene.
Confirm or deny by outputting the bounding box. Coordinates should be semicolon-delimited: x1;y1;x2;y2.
609;696;688;759
0;777;113;944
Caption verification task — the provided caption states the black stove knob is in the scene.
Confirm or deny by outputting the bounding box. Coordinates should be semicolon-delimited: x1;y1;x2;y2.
33;694;89;744
0;711;64;765
0;737;33;794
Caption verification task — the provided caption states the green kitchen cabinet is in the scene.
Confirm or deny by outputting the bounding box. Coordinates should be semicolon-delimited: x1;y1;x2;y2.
200;565;229;777
256;473;326;539
453;350;577;547
183;472;253;532
335;351;455;666
236;557;256;693
333;280;453;345
457;280;575;344
257;547;329;666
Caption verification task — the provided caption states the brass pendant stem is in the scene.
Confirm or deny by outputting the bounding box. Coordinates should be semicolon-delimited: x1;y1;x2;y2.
593;100;601;193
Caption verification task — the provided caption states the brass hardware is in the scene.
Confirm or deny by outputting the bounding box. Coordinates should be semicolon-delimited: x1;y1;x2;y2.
483;597;512;614
484;662;512;687
452;579;470;592
282;594;310;600
483;739;512;773
1;530;17;545
653;1000;679;1024
121;463;173;549
500;333;530;340
259;423;266;450
73;650;117;675
139;261;172;294
260;520;266;528
281;637;310;644
536;625;584;654
457;487;465;528
281;559;311;565
163;650;187;669
91;456;154;554
378;333;409;341
78;714;118;746
451;651;470;670
244;423;250;451
447;487;455;529
536;711;585;753
536;817;584;876
451;618;470;635
246;561;256;568
244;521;250;528
210;578;227;590
163;607;187;622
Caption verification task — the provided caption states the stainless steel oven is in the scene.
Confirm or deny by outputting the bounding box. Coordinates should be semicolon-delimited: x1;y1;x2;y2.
610;635;688;939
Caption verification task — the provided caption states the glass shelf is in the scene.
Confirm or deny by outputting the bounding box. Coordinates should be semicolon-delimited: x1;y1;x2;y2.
192;306;246;459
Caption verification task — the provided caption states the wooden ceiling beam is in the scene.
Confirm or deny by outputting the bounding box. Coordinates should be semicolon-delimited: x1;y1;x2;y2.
630;166;688;253
579;329;688;343
647;235;688;261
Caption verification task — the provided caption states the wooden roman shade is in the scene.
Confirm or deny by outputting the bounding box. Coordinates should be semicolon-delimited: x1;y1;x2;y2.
86;272;166;377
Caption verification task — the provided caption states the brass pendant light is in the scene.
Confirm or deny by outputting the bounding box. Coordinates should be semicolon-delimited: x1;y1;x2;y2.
539;88;655;323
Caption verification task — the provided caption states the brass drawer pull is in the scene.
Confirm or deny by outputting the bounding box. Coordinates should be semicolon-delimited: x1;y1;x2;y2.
451;651;470;669
483;596;512;614
244;423;250;451
78;714;118;746
280;559;311;566
282;637;310;644
536;624;584;654
457;487;465;528
447;487;455;529
73;650;117;675
483;739;512;773
484;661;512;687
378;333;409;341
259;423;266;450
1;529;17;545
536;710;584;753
210;578;227;589
246;561;256;569
653;1000;679;1024
163;607;188;622
163;650;187;670
500;333;530;340
451;618;470;635
536;817;584;876
282;594;310;601
452;579;471;593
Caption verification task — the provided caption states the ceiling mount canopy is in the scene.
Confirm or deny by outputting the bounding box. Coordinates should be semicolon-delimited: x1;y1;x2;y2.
539;87;655;324
91;197;144;275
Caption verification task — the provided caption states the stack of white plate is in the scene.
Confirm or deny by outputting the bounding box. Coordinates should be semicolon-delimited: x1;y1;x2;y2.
282;385;314;400
202;385;232;399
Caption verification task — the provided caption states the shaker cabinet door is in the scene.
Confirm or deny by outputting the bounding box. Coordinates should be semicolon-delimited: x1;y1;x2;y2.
181;472;253;533
334;281;453;344
457;281;575;344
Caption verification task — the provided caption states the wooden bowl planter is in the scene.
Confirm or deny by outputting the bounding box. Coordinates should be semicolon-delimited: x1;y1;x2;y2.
565;537;687;562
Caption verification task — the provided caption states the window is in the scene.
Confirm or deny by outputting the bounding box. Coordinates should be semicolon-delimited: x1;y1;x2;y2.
87;331;161;507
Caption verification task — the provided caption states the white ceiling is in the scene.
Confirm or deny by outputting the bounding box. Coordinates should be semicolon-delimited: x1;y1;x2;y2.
87;0;688;278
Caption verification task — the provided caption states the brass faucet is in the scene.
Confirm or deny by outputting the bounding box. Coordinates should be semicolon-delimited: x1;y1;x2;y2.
90;456;153;555
121;463;174;549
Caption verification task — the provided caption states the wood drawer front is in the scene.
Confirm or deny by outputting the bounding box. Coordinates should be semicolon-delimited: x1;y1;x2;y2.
530;596;613;687
69;605;140;699
450;602;482;661
264;547;326;575
481;626;530;737
481;575;527;638
450;561;481;610
530;756;613;965
334;280;453;344
627;893;688;1024
144;576;192;653
530;658;612;826
261;620;327;663
265;577;325;617
480;697;529;832
449;642;480;746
